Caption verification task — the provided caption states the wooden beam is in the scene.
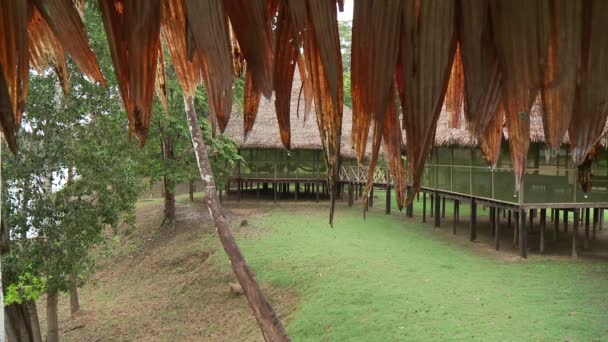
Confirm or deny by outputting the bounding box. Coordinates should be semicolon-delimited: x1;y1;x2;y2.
593;208;599;240
513;211;519;248
584;208;590;250
453;199;457;235
553;209;560;241
185;97;290;341
385;183;391;214
442;197;446;218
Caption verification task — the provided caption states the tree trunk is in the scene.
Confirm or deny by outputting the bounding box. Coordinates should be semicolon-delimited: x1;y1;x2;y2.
185;96;290;342
70;284;80;316
4;303;34;342
189;179;195;201
46;292;59;342
161;136;176;223
26;301;42;342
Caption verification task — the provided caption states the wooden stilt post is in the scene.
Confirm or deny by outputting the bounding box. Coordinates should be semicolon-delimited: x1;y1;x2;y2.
564;210;568;232
513;211;519;247
540;208;546;254
185;97;289;341
442;197;446;218
572;208;579;258
273;181;277;203
456;200;460;223
554;209;560;241
369;186;374;208
434;192;441;227
348;182;354;207
470;198;477;241
490;207;495;236
453;199;457;235
550;208;554;223
528;209;534;232
423;192;427;223
406;187;413;217
593;208;599;240
584;208;590;250
295;182;299;201
600;209;604;231
315;182;320;203
519;208;528;258
494;206;500;250
385;183;391;214
430;195;434;217
238;180;242;202
507;210;512;229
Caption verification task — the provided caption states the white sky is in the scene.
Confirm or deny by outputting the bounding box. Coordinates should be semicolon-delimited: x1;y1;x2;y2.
337;0;354;22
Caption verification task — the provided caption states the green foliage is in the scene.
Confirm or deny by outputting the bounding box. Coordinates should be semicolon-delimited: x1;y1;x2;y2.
339;20;352;108
4;272;46;306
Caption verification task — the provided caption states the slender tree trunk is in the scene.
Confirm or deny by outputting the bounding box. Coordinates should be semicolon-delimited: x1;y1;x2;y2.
4;302;34;342
70;284;80;316
46;292;59;342
185;97;290;342
189;179;195;202
26;300;42;342
21;177;29;243
162;136;176;223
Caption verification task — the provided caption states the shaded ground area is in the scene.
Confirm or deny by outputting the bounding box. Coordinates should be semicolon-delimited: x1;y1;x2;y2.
39;193;608;341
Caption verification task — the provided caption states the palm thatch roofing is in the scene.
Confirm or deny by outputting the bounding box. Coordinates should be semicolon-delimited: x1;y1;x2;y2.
224;72;367;159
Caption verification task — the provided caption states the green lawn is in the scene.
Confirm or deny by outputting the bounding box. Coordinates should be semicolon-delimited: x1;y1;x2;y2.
224;202;608;341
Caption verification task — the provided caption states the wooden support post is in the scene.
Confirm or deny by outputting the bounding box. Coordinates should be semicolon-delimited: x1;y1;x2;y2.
456;200;460;223
295;182;299;201
273;181;277;203
442;197;446;218
572;208;579;258
564;210;568;232
584;208;590;250
494;206;500;250
369;186;374;208
434;192;441;227
593;208;599;240
238;180;242;202
528;209;534;232
490;207;496;237
385;183;391;214
219;189;223;203
550;208;554;223
553;209;560;241
513;211;519;247
185;97;289;341
540;209;546;254
519;209;528;258
507;210;512;229
453;199;457;235
315;182;320;203
348;182;354;207
600;209;604;231
430;195;434;217
470;198;477;241
422;192;427;223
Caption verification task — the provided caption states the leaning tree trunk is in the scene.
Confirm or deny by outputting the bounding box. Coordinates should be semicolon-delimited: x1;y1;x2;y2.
184;96;290;342
189;178;195;202
46;292;59;342
26;301;42;342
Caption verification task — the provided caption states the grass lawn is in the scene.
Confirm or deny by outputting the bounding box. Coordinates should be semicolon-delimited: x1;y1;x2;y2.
227;201;608;341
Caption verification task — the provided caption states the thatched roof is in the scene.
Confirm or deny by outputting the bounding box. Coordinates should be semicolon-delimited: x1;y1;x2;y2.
224;72;369;159
432;103;608;148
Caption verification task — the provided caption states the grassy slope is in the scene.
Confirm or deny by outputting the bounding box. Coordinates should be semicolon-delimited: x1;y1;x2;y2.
43;192;608;341
237;202;608;341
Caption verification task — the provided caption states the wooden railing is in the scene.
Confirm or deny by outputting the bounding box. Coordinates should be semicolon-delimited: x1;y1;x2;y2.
338;165;392;185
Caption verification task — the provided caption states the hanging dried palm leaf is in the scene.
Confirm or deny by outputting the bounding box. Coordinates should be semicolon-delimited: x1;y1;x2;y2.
33;0;105;86
576;143;600;193
445;44;464;129
184;0;233;133
274;3;298;149
569;0;608;166
305;0;343;225
224;0;274;98
490;0;548;193
28;7;69;94
479;105;504;167
243;66;261;140
228;22;244;79
459;0;502;135
400;0;457;204
0;0;28;152
99;0;162;144
155;45;169;114
541;0;582;150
